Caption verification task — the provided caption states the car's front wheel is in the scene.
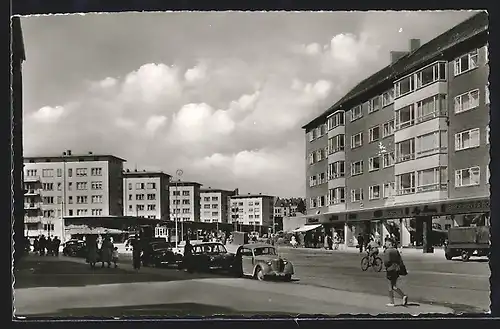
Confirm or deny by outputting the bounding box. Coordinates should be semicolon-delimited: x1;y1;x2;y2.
254;266;265;281
283;274;292;282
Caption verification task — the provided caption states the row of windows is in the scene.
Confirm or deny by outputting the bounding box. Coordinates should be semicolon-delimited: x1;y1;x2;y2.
172;199;191;205
39;195;104;205
232;214;262;219
127;204;158;211
350;87;395;122
231;202;261;207
308;111;347;142
202;196;220;202
172;190;191;196
128;193;157;201
40;181;104;191
201;211;221;216
41;208;104;217
203;204;219;209
128;182;157;190
27;167;104;178
171;208;193;214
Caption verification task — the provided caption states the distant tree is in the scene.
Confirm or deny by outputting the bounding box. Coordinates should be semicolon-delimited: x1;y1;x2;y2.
296;198;306;214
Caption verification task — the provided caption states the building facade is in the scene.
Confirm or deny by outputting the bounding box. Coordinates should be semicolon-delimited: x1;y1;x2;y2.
169;181;202;222
23;151;125;240
302;12;489;249
123;170;171;220
230;194;275;228
200;188;238;223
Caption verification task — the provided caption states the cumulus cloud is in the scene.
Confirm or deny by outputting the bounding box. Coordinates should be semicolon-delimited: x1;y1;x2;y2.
184;62;208;84
145;115;168;135
31;105;66;123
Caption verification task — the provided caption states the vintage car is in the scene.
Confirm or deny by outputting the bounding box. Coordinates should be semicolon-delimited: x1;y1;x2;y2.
148;241;183;267
141;240;170;267
235;244;294;281
62;239;86;257
188;242;235;272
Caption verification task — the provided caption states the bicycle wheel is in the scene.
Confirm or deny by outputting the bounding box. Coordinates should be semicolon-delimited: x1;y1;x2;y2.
373;257;383;272
360;256;369;271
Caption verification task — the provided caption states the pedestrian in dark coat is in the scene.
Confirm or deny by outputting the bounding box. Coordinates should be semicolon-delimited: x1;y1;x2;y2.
53;236;61;256
132;238;141;271
87;240;99;269
39;235;46;256
357;233;364;253
183;239;194;273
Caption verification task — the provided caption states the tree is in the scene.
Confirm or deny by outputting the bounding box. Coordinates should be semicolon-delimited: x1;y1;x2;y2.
296;198;306;214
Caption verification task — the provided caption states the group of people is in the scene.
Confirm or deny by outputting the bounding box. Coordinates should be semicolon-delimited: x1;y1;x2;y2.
31;235;61;256
86;236;119;269
289;231;343;250
357;232;400;253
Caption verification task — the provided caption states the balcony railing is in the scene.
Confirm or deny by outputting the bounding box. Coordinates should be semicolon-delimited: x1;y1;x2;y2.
24;176;41;182
25;189;42;195
416;109;448;124
24;216;43;224
24;202;42;210
396;153;415;164
397;183;447;196
416;146;447;158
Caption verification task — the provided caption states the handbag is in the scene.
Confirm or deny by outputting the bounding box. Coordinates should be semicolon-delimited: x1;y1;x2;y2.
398;262;408;276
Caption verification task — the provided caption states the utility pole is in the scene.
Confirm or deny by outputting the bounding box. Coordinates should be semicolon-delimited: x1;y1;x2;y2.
175;169;183;247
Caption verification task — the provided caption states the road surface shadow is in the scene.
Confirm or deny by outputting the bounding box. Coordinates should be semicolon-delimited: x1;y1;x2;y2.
17;303;295;318
451;258;489;263
13;257;228;289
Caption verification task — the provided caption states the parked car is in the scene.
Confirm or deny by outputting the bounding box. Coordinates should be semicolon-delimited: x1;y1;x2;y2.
234;244;294;281
62;239;86;257
148;241;183;267
188;242;235;272
141;239;169;267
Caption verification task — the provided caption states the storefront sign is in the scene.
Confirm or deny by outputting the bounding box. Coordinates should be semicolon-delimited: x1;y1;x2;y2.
307;217;320;224
444;199;490;214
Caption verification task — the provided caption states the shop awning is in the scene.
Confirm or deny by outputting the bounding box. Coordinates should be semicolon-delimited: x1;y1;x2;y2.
65;225;126;235
293;224;322;233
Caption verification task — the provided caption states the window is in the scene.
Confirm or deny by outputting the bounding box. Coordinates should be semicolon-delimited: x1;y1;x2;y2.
455;128;480;151
43;196;54;204
128;183;132;190
248;202;254;206
486;165;490;184
68;209;73;216
486;126;490;144
415;62;446;88
68;168;72;177
76;196;88;204
308;130;315;142
382;120;395;138
68;196;73;204
351;132;363;149
76;182;87;190
351;160;363;176
318;172;326;184
368;96;381;113
382;88;395;107
147;182;156;189
317;148;325;162
454;49;478;76
395;75;415;98
417;167;447;193
26;169;37;176
350;105;363;121
92;209;103;216
212;211;219;216
396;138;415;163
136;204;145;211
56;168;62;177
43;210;55;218
319;124;327;136
204;204;211;209
369;156;381;172
383;182;395;199
68;182;73;190
91;195;103;204
212;204;219;209
147;193;156;200
310;198;318;208
395;104;415;130
212;196;219;201
136;194;145;201
57;182;62;191
91;168;102;176
327;161;345;180
317;196;326;207
308;152;315;165
327;111;345;130
76;168;88;177
309;175;317;187
369;126;380;142
147;204;156;211
172;190;180;196
203;197;210;202
455;167;481;187
182;191;190;196
328;187;345;205
485;84;490;105
136;183;145;190
328;134;345;154
42;183;54;191
77;209;88;216
369;185;381;200
42;169;54;177
454;89;480;114
182;199;190;205
416;94;447;122
382;152;395;168
91;181;103;190
416;131;445;156
43;224;55;231
397;172;416;195
57;196;62;204
350;188;363;202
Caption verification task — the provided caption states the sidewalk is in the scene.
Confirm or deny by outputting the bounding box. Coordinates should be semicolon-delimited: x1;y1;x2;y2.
14;254;455;316
278;245;445;258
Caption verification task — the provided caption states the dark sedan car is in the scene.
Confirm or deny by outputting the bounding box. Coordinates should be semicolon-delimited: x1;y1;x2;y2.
62;240;86;257
188;242;235;272
148;241;183;267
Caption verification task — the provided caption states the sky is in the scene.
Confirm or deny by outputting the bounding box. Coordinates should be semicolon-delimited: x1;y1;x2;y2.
20;10;478;197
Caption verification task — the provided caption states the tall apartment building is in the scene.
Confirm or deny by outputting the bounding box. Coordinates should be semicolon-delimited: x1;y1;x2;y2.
200;188;238;223
169;181;202;222
123;170;171;220
23;151;125;239
230;194;275;228
302;12;489;248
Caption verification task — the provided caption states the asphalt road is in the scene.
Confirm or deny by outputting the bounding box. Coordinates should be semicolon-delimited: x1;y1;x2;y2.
277;247;490;313
13;247;490;317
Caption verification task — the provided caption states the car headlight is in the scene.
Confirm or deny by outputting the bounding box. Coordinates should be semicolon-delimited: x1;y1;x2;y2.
266;261;272;266
210;256;215;261
283;260;288;265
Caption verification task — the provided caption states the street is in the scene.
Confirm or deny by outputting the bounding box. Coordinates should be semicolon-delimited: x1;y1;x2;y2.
13;246;490;317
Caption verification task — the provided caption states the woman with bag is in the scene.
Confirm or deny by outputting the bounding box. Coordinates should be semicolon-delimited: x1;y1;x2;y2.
383;238;408;307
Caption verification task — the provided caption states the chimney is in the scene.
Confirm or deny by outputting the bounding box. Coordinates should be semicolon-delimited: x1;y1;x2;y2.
67;150;72;156
390;51;408;64
409;38;421;52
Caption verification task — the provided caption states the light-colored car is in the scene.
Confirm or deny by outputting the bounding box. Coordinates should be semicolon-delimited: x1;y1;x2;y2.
235;244;294;281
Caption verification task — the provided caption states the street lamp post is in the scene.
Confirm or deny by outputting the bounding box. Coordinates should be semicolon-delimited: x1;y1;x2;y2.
175;169;183;248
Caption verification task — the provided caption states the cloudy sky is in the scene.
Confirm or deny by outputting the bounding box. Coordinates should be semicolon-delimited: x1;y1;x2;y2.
21;10;477;197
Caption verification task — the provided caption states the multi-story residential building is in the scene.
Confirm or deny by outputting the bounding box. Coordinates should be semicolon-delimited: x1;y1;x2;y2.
169;181;202;222
23;151;125;240
274;197;305;218
302;12;489;251
230;194;275;229
123;170;171;220
200;188;238;223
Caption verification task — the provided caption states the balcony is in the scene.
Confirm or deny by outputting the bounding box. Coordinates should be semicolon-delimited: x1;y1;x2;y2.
396;153;415;164
24;176;41;183
25;189;42;196
24;216;43;224
24;202;42;210
416;183;448;193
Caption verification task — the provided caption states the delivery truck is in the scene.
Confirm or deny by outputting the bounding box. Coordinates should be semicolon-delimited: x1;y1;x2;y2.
444;226;490;261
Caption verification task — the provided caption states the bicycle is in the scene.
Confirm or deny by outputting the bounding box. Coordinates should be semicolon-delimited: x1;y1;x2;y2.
360;250;383;272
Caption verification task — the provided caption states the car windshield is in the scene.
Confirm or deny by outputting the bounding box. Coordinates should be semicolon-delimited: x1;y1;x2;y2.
253;247;277;256
194;244;227;254
152;242;171;250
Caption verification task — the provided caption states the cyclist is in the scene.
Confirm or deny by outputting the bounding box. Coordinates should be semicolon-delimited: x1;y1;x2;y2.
367;237;380;264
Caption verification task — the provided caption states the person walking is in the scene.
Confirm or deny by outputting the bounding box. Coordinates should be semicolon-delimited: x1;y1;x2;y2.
383;238;408;307
39;235;46;256
33;237;39;254
183;239;194;273
357;233;364;253
87;238;99;269
53;236;61;256
101;236;113;268
46;236;53;256
132;237;141;271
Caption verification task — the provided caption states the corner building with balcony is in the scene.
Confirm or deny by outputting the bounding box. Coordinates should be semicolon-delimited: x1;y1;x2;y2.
302;12;489;252
23;151;125;240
